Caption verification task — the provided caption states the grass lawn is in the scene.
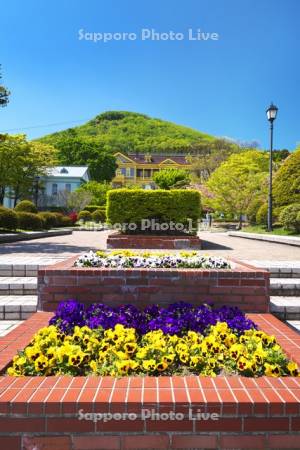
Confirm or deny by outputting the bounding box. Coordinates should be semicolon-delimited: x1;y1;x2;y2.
242;225;299;237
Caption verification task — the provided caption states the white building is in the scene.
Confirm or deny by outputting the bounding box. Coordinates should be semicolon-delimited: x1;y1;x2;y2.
40;166;90;207
3;166;90;208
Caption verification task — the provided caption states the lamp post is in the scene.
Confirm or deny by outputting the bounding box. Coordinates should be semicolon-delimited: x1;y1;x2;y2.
34;175;40;208
266;103;278;232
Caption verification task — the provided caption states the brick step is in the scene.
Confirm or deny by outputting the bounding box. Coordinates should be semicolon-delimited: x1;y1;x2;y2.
0;257;65;277
270;278;300;296
0;295;37;320
270;296;300;320
0;277;37;295
245;261;300;278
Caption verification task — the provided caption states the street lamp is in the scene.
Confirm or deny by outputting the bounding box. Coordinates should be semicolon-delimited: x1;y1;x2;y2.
34;175;40;208
266;102;278;232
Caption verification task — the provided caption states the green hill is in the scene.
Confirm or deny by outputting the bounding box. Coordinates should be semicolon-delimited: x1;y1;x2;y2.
38;110;215;154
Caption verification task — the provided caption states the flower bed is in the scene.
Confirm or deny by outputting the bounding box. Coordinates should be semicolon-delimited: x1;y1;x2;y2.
1;312;300;449
74;250;231;269
38;255;270;313
8;301;299;378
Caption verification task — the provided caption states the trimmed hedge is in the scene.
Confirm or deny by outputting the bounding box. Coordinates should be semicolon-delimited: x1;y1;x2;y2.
106;189;201;234
38;212;59;229
83;205;104;213
0;207;18;230
92;209;106;222
16;212;45;230
279;204;300;233
14;200;37;214
78;211;92;222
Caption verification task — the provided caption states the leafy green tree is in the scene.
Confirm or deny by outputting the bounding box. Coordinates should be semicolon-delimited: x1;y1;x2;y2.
206;150;269;227
0;65;10;108
76;181;111;205
273;147;300;207
188;139;242;182
0;134;56;205
52;137;117;182
153;168;191;190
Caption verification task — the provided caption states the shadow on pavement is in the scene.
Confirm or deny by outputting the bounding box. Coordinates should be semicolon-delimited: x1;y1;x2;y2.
201;239;232;251
0;243;98;255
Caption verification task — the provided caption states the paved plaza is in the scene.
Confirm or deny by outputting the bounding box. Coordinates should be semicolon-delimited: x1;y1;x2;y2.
0;230;299;262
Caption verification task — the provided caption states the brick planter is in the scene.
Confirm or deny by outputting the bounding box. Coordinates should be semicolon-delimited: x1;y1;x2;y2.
107;233;201;249
1;313;300;449
38;257;269;313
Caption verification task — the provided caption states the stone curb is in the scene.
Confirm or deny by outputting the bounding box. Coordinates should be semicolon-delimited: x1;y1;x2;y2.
228;231;300;247
0;229;73;244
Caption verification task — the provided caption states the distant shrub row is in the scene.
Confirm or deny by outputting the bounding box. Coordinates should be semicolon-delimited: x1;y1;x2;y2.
0;203;73;231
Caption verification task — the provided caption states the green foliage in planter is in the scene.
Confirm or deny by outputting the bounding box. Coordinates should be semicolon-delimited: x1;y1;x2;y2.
273;147;300;207
92;209;106;222
14;200;37;213
0;207;18;230
16;212;45;230
279;204;300;233
107;189;201;234
78;210;92;222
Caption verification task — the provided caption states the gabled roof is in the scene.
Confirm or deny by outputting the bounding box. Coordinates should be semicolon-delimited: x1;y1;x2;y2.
114;152;190;165
45;166;89;178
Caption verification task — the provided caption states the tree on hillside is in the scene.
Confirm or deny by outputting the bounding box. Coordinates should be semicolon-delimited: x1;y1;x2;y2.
153;168;191;190
205;150;269;227
77;181;111;205
0;135;56;205
273;147;300;207
0;65;10;108
187;138;242;182
53;137;117;182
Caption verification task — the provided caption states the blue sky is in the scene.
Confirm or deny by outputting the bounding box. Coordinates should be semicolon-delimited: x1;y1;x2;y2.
0;0;299;149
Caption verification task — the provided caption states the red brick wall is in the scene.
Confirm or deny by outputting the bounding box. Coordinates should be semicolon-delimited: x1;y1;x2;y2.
38;257;269;313
107;234;202;249
0;314;300;450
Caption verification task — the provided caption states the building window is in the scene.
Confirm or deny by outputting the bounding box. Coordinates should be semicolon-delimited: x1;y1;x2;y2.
137;169;143;178
52;183;58;195
126;168;134;178
65;183;71;192
144;169;151;178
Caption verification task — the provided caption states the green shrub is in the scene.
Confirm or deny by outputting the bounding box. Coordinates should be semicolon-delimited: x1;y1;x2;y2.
38;212;59;229
256;203;268;225
14;200;37;214
0;207;18;230
83;205;103;213
246;199;264;224
50;213;73;227
279;204;300;232
78;210;92;222
59;216;73;227
92;209;106;222
106;189;201;234
273;147;300;207
16;212;45;230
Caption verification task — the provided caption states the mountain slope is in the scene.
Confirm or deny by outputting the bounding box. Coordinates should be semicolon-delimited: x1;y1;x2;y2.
38;111;215;154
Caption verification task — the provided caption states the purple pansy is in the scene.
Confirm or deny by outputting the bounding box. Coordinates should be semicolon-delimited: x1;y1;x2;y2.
50;300;257;336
